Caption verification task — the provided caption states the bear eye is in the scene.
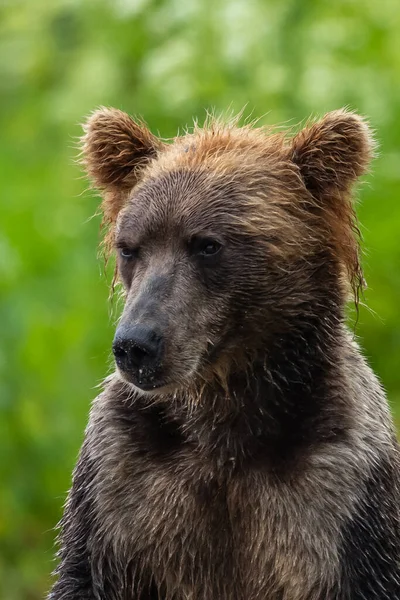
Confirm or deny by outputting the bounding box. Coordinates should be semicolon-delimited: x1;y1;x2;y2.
200;240;221;256
119;246;139;260
189;237;222;258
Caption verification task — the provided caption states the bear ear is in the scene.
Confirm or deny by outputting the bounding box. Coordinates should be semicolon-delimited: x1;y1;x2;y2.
81;107;163;223
289;109;376;196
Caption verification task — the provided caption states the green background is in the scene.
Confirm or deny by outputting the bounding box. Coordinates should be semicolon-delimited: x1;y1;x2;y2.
1;1;400;597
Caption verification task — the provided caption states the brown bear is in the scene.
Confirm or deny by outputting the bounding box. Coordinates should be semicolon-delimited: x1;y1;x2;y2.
48;108;400;599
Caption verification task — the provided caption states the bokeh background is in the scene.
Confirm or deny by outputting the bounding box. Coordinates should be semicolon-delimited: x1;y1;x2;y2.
1;0;400;597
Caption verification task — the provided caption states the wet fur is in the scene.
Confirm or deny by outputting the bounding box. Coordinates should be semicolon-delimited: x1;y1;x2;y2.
49;109;400;599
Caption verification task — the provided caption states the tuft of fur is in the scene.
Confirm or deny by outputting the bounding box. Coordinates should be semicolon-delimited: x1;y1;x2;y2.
48;108;400;600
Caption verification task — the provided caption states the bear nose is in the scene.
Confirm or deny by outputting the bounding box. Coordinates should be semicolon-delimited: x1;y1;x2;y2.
112;324;163;372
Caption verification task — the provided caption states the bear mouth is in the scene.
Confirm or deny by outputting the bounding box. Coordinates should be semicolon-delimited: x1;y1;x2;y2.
117;366;172;394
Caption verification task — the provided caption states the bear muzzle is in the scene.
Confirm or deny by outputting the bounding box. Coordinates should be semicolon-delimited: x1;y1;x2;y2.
112;323;166;390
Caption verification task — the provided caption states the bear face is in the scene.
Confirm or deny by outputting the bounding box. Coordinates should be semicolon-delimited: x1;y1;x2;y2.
81;109;374;395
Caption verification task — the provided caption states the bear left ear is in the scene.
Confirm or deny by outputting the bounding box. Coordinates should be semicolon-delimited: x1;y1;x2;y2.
81;107;164;225
289;109;376;197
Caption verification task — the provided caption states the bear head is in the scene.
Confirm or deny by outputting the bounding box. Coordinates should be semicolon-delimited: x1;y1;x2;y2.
81;108;374;395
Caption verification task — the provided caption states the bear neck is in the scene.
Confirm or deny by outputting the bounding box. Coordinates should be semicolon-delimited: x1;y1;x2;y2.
182;302;348;469
119;297;351;471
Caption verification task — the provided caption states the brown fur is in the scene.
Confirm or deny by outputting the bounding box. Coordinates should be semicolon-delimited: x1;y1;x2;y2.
49;109;400;600
81;107;165;247
289;111;375;297
82;109;374;300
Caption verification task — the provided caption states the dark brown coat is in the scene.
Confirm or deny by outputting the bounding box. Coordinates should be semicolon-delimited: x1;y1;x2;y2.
49;109;400;599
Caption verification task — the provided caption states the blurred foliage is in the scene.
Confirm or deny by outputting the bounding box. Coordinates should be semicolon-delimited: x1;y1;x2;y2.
1;0;400;597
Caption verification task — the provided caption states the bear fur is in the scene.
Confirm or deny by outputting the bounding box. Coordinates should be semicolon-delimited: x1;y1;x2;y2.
48;108;400;599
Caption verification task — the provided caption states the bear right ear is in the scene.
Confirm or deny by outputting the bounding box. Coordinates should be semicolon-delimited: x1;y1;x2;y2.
81;107;163;224
289;109;375;198
287;110;376;299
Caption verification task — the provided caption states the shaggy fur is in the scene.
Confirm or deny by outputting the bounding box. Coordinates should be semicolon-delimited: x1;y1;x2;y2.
49;108;400;599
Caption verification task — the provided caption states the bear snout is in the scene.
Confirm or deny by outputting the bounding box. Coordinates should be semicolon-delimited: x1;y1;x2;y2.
112;323;165;390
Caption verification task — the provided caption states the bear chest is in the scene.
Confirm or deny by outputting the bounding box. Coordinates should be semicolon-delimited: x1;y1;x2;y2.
91;437;341;600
